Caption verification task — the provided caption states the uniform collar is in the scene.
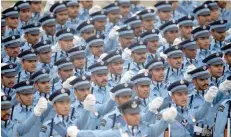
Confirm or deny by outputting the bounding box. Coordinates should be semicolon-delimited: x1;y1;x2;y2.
173;103;188;113
1;120;12;128
18;104;33;112
72;100;83;108
109;73;122;82
54;114;70;125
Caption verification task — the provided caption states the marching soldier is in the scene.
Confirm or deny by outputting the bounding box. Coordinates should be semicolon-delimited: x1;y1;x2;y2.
177;15;194;41
221;43;231;79
79;0;93;21
124;15;142;40
203;1;220;22
29;0;42;23
89;9;107;35
193;4;211;26
137;9;155;31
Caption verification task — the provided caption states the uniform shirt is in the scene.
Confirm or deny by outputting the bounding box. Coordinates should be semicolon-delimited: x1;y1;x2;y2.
16;70;34;83
56;24;67;33
40;34;57;46
2;56;20;64
79;8;89;21
165;67;184;84
150;81;169;100
4;27;20;37
21;42;33;52
210;39;226;52
219;8;231;29
1;85;17;106
224;64;231;80
51;50;69;64
108;73;122;88
182;56;200;72
90;83;110;105
123;60;145;74
31;12;41;23
130;4;145;14
66;17;81;34
177;1;200;15
74;68;89;77
87;55;99;69
172;10;185;20
209;76;226;87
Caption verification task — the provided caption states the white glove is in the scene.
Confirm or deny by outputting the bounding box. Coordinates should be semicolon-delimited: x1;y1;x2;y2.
67;126;79;137
122;48;131;60
184;64;196;81
73;36;83;46
109;26;120;40
120;70;136;83
62;76;77;89
159;52;167;60
34;97;48;116
138;69;149;74
162;107;177;122
148;97;163;113
97;53;108;62
83;94;96;112
173;38;182;46
204;86;218;103
109;92;115;101
219;80;231;92
89;5;102;15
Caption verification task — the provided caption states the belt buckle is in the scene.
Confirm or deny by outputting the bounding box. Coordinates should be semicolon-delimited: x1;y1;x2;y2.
202;128;211;137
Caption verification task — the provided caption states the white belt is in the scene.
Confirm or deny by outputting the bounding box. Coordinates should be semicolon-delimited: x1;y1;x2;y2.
194;126;212;136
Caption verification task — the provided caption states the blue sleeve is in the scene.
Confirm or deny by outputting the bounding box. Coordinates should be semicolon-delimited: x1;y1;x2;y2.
147;119;168;136
74;110;91;130
194;101;211;120
96;99;116;116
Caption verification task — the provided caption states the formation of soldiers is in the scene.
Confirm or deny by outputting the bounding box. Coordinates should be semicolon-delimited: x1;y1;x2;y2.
1;0;231;137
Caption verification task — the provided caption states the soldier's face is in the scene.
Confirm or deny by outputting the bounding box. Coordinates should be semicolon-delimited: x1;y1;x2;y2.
197;15;211;26
93;73;108;86
165;30;179;44
196;37;210;49
1;26;6;35
67;5;79;18
142;19;154;31
25;33;40;45
38;51;52;63
123;113;140;126
1;109;11;121
134;25;142;37
146;40;159;53
171;2;179;10
34;81;51;93
56;10;68;25
158;11;172;21
82;31;95;40
134;84;150;99
168;57;183;69
94;21;106;31
108;12;120;23
224;53;231;65
193;78;209;91
1;76;16;88
80;1;93;10
179;26;192;39
59;39;73;51
119;37;133;48
208;64;224;78
58;69;74;81
150;67;165;82
172;92;188;107
74;88;90;101
54;100;71;116
210;30;226;41
115;95;132;105
43;25;56;36
6;17;18;29
30;2;42;13
20;8;32;22
89;46;103;57
210;8;219;21
22;60;37;72
132;52;147;63
73;58;86;69
5;46;20;57
217;1;227;9
183;48;197;59
108;62;124;74
120;5;130;17
17;93;34;106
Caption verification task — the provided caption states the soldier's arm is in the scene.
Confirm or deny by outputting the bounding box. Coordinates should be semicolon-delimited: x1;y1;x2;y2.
147;119;168;136
193;101;211;121
74;109;91;130
96;98;116;116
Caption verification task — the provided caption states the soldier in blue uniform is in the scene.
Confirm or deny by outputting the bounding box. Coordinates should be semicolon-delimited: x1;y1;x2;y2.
203;1;220;22
64;0;80;34
21;22;41;51
67;99;178;137
140;29;160;63
202;52;226;87
50;2;68;32
217;1;231;29
154;1;172;29
158;20;179;53
137;9;155;31
2;35;21;63
123;41;147;73
29;0;42;23
86;34;105;68
52;28;74;63
40;88;90;137
79;0;93;21
177;1;200;15
179;38;200;70
1;94;48;137
103;50;124;88
130;1;145;14
30;68;51;104
210;20;228;52
193;4;211;26
14;0;32;32
2;6;20;37
117;0;132;25
169;1;184;20
160;80;218;137
1;63;18;105
53;57;74;93
103;2;120;36
88;61;111;105
124;15;142;40
89;10;107;35
177;15;194;41
192;26;212;64
1;16;6;37
39;14;57;45
145;57;169;100
221;43;231;79
67;46;89;77
17;49;37;83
